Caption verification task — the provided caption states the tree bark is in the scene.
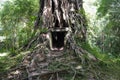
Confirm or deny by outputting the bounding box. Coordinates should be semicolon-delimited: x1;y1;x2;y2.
34;0;86;39
34;0;87;51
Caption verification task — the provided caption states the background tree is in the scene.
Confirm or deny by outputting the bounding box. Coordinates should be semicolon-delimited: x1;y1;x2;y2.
96;0;120;56
0;0;39;54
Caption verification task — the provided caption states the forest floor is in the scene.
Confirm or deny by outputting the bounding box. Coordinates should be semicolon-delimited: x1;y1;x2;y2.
0;34;120;80
1;44;120;80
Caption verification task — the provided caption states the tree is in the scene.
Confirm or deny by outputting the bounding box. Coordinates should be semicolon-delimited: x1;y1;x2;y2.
34;0;87;50
1;0;98;80
0;0;39;53
97;0;120;56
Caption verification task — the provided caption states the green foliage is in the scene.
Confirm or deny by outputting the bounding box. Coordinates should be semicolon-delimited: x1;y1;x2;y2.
0;0;39;53
97;0;113;17
0;51;27;74
79;42;120;79
84;0;120;77
96;0;120;56
0;0;39;73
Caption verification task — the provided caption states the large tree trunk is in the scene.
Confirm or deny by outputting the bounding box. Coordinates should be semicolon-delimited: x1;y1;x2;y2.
35;0;87;50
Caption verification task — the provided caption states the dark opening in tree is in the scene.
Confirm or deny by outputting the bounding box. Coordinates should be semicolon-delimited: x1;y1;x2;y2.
51;31;67;50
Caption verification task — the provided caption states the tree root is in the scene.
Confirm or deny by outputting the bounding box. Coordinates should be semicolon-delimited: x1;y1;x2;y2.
1;33;98;80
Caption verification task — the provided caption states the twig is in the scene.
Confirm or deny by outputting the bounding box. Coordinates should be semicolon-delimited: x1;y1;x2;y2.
49;74;54;80
71;66;76;80
57;73;59;80
23;69;68;80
